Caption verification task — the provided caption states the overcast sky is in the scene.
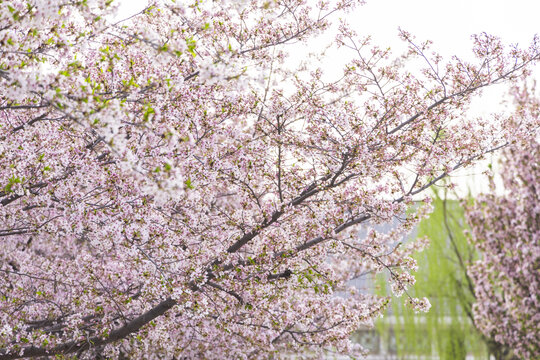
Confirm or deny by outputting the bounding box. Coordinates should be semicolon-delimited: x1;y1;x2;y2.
352;0;539;55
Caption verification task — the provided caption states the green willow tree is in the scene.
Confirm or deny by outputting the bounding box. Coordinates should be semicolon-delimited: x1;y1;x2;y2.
375;190;499;359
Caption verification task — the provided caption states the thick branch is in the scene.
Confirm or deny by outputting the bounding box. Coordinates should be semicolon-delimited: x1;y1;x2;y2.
0;298;177;360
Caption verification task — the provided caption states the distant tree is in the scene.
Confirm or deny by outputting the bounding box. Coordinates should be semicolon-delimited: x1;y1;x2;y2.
465;87;540;360
0;0;539;359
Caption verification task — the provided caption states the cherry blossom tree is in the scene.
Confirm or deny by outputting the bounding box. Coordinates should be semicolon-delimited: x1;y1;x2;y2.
0;0;538;358
465;86;539;360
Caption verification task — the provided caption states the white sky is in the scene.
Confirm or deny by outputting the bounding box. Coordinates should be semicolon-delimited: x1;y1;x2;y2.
115;0;540;196
352;0;539;56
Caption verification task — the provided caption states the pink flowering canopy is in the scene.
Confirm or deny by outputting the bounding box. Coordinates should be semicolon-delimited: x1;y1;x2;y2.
0;0;538;358
465;88;540;360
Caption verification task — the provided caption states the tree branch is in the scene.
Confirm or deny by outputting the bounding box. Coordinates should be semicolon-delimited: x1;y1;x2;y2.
0;298;177;360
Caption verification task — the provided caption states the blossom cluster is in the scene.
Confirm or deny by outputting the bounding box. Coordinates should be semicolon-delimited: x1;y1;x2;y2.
465;89;539;360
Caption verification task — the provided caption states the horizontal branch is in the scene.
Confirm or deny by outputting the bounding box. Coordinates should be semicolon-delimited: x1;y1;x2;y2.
0;298;177;360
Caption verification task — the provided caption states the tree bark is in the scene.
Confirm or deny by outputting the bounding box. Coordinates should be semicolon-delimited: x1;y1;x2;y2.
0;298;177;360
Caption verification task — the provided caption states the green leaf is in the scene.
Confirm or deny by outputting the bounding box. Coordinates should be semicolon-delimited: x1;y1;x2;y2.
4;175;22;193
186;37;196;57
143;104;155;122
